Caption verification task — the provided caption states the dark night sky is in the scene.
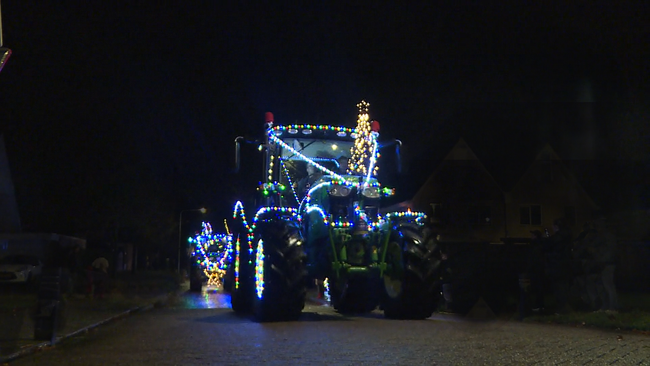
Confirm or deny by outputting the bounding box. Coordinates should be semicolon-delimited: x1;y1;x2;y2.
0;2;649;236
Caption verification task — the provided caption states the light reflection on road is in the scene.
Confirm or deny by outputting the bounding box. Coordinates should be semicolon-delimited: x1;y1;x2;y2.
178;285;232;309
174;285;329;311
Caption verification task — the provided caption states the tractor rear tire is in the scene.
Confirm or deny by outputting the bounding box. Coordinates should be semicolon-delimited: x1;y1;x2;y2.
252;220;307;322
381;224;441;319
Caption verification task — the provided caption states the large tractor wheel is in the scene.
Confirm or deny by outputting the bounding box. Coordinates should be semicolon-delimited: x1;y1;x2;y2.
252;219;307;322
381;224;441;319
230;235;253;314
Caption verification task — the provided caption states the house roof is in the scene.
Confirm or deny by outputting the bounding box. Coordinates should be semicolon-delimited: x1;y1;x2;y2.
412;137;599;208
511;143;600;209
411;138;503;205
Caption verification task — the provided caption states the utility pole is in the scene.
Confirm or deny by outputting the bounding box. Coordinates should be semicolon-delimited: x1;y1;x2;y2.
177;208;207;273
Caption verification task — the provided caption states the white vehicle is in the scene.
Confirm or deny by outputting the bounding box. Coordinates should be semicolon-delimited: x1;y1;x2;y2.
0;254;43;283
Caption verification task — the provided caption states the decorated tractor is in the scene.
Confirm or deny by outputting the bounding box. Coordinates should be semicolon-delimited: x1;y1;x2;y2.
224;101;441;321
188;222;232;292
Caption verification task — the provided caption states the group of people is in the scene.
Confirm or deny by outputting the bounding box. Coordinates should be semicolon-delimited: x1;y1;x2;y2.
572;219;619;312
523;217;618;315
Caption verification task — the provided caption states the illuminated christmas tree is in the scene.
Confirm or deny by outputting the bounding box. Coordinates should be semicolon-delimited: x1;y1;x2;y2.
348;100;379;176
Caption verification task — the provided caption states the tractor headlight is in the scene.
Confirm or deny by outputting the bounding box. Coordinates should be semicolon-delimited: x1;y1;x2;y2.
329;185;351;197
361;187;380;199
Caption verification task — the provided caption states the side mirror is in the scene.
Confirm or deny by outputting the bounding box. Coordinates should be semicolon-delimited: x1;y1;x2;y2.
394;139;402;174
378;139;403;174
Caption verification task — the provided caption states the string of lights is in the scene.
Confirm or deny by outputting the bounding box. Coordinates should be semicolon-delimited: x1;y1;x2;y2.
189;222;232;287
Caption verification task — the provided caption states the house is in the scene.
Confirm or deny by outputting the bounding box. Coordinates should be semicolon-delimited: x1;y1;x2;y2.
505;144;599;239
408;139;608;312
411;138;599;243
411;138;506;243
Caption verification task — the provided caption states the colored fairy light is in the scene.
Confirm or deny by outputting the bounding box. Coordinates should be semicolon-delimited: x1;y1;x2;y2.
268;155;275;182
324;277;330;302
280;159;300;204
306;206;329;224
255;239;265;298
271;124;355;135
234;238;240;289
385;210;428;225
233;202;301;260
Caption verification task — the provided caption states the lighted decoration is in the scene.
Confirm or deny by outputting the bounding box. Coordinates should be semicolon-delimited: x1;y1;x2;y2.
323;277;330;302
348;101;380;179
190;222;232;288
232;202;300;251
255;239;265;298
259;181;287;197
384;209;428;224
280;159;300;204
234;237;241;289
231;202;301;292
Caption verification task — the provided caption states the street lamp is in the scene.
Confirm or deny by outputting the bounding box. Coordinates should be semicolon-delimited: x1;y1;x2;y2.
178;207;207;273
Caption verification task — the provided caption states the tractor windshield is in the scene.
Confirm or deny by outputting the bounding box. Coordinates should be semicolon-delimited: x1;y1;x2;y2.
277;137;354;199
281;137;353;171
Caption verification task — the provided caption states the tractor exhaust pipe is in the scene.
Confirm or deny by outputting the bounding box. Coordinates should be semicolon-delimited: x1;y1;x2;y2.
234;136;244;173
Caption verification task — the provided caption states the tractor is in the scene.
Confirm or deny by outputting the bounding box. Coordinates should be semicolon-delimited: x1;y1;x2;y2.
224;102;441;321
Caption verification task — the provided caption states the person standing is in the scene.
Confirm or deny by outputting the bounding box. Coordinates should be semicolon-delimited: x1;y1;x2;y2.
592;217;619;312
572;222;600;311
536;218;573;314
297;164;323;198
526;231;547;314
91;257;109;299
336;156;349;175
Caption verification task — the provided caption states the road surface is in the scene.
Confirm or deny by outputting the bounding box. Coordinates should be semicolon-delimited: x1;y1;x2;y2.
10;288;650;365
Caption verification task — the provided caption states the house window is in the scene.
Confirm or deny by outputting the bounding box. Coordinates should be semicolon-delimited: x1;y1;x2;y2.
520;205;542;225
430;203;449;224
468;205;491;225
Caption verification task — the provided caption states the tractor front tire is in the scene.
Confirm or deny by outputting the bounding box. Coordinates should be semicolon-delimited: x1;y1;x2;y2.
381;224;441;319
252;219;307;322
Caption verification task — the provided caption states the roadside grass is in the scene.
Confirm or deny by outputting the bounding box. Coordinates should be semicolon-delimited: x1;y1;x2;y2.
0;291;35;313
523;292;650;333
0;284;38;314
1;270;182;314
